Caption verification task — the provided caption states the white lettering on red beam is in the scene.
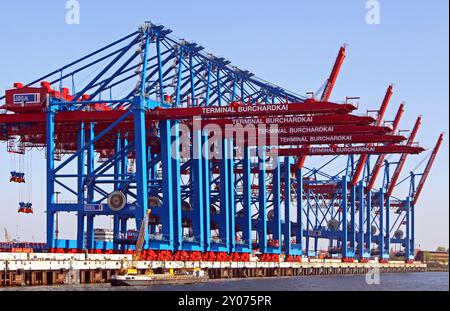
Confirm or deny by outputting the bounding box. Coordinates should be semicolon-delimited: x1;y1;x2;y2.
276;145;424;156
259;126;334;135
235;115;314;125
280;135;353;144
201;104;289;114
309;146;376;153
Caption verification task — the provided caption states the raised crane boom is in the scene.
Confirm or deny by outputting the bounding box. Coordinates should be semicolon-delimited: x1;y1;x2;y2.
297;45;346;169
367;103;405;190
386;116;422;197
351;84;393;185
321;45;346;102
413;133;444;205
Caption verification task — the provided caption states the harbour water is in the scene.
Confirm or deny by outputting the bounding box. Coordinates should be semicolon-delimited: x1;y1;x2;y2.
0;272;447;291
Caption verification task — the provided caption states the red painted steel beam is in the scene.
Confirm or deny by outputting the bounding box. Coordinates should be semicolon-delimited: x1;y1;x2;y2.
276;145;424;156
5;127;405;148
242;133;406;146
0;113;45;123
367;103;405;190
0;101;357;125
57;110;129;122
351;84;394;185
0;110;129;124
186;114;376;127
7;115;384;135
321;45;346;102
375;84;393;127
253;124;392;136
147;100;357;120
386;116;422;197
413;133;444;205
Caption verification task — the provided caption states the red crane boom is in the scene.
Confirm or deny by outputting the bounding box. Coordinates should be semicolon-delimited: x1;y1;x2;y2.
386;116;422;197
367;103;405;190
351;84;393;185
297;45;346;168
413;133;444;205
321;45;346;102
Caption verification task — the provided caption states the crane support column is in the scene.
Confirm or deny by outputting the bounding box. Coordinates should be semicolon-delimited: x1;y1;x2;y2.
305;189;311;255
171;121;182;251
358;182;366;258
411;198;415;259
366;189;372;255
132;95;149;249
158;119;175;250
283;157;292;255
190;125;205;251
378;188;386;259
296;168;303;255
227;139;235;253
341;175;349;258
46;98;56;249
76;123;85;249
405;196;412;259
258;147;267;253
269;156;281;254
113;135;122;191
112;135;121;250
85;123;95;250
385;192;390;257
349;184;356;256
237;144;252;253
202;133;211;252
214;138;231;252
86;215;94;249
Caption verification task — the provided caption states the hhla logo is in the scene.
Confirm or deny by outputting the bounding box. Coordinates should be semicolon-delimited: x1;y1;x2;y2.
365;0;380;25
65;0;80;25
365;267;380;285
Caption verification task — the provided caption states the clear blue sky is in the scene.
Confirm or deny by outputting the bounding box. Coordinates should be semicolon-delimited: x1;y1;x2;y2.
0;0;448;250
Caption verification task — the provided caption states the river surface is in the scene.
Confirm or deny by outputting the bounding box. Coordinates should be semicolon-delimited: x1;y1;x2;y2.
0;272;447;291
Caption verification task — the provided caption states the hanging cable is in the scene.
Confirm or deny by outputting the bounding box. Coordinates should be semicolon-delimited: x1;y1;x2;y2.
28;150;33;211
411;149;433;173
19;154;24;212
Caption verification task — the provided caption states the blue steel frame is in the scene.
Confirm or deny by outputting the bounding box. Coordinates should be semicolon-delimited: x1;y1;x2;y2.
3;21;422;261
32;22;308;253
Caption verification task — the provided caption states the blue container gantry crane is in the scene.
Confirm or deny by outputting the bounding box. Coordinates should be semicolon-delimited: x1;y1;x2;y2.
0;22;442;263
